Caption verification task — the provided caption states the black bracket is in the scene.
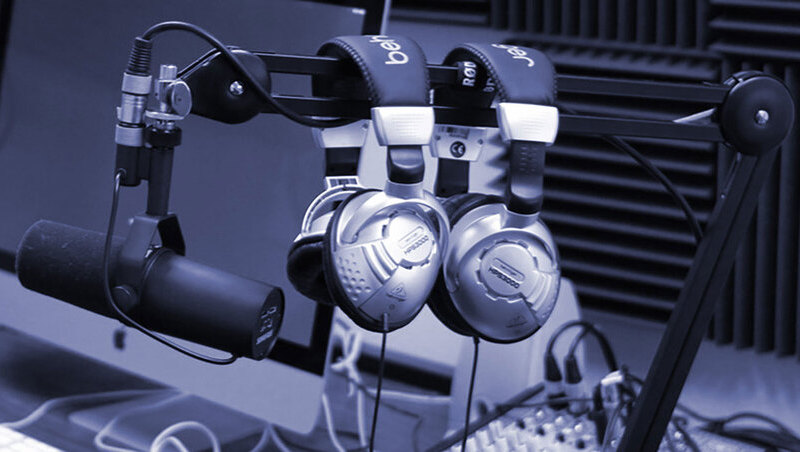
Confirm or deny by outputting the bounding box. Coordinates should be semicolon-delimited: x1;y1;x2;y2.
176;49;795;451
113;214;186;314
181;49;270;124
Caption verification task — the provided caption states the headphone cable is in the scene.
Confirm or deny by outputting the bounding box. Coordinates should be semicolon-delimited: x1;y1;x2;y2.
369;313;390;452
461;336;480;452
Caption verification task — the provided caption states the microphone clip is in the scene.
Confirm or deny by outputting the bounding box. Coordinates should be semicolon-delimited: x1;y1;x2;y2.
114;214;186;312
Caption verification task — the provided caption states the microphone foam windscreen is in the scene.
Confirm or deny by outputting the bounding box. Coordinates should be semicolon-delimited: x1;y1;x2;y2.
16;219;124;316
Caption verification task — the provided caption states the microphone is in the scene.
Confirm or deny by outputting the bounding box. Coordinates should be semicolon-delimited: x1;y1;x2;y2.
16;220;284;361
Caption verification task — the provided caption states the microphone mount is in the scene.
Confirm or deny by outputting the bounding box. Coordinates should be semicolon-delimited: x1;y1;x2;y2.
117;45;794;451
112;63;190;315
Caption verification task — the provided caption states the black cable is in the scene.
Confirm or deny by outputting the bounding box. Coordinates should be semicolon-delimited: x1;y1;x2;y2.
461;336;480;452
341;375;425;452
566;327;593;361
564;323;619;372
544;320;598;385
369;314;389;452
102;171;237;365
606;134;704;243
706;416;800;450
711;426;800;451
722;412;798;436
545;320;601;356
675;403;800;440
545;320;618;380
139;21;353;128
559;105;704;243
673;402;715;423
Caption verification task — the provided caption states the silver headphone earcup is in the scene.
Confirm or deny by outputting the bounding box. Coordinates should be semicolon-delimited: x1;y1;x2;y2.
323;189;449;332
427;193;500;338
443;204;560;343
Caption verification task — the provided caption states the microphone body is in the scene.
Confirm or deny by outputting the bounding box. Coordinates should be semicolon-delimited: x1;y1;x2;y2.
16;220;283;360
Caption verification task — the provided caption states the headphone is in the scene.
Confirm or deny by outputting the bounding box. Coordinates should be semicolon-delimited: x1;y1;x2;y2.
286;35;449;333
426;43;561;343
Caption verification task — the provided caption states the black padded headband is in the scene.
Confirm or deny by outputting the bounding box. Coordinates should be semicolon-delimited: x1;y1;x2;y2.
316;35;429;106
444;43;555;105
315;35;433;185
439;43;558;214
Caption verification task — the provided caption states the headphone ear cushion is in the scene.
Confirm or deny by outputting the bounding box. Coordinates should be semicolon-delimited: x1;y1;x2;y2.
287;235;334;305
427;272;477;337
445;192;504;224
427;193;503;337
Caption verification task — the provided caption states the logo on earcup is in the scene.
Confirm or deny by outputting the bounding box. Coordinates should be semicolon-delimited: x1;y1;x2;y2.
404;235;429;255
487;258;524;289
488;267;520;288
399;226;430;255
388;284;407;300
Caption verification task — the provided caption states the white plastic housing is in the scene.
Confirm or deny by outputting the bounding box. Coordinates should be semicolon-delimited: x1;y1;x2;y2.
496;102;559;144
371;106;435;146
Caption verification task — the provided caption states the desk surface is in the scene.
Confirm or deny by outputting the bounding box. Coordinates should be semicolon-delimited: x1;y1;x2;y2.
0;326;449;451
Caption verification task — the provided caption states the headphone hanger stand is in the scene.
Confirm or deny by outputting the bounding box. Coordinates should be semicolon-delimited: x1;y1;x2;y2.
147;49;793;452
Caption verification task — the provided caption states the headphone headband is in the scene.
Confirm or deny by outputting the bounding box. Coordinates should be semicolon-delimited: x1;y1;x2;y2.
440;43;559;214
316;35;434;186
317;35;430;106
445;43;555;104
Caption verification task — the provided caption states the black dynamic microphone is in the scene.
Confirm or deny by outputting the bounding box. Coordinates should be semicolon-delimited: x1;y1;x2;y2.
16;220;283;361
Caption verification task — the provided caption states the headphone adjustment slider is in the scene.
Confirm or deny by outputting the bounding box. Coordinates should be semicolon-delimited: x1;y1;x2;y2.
497;103;559;144
372;106;435;146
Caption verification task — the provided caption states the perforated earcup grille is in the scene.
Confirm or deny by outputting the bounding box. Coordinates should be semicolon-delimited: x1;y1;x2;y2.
323;188;449;333
322;189;392;333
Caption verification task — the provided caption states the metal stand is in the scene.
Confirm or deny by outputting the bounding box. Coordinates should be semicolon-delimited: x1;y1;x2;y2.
174;50;795;451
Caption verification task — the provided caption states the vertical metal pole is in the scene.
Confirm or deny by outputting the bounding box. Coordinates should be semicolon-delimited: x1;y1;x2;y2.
144;125;181;217
145;146;174;217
